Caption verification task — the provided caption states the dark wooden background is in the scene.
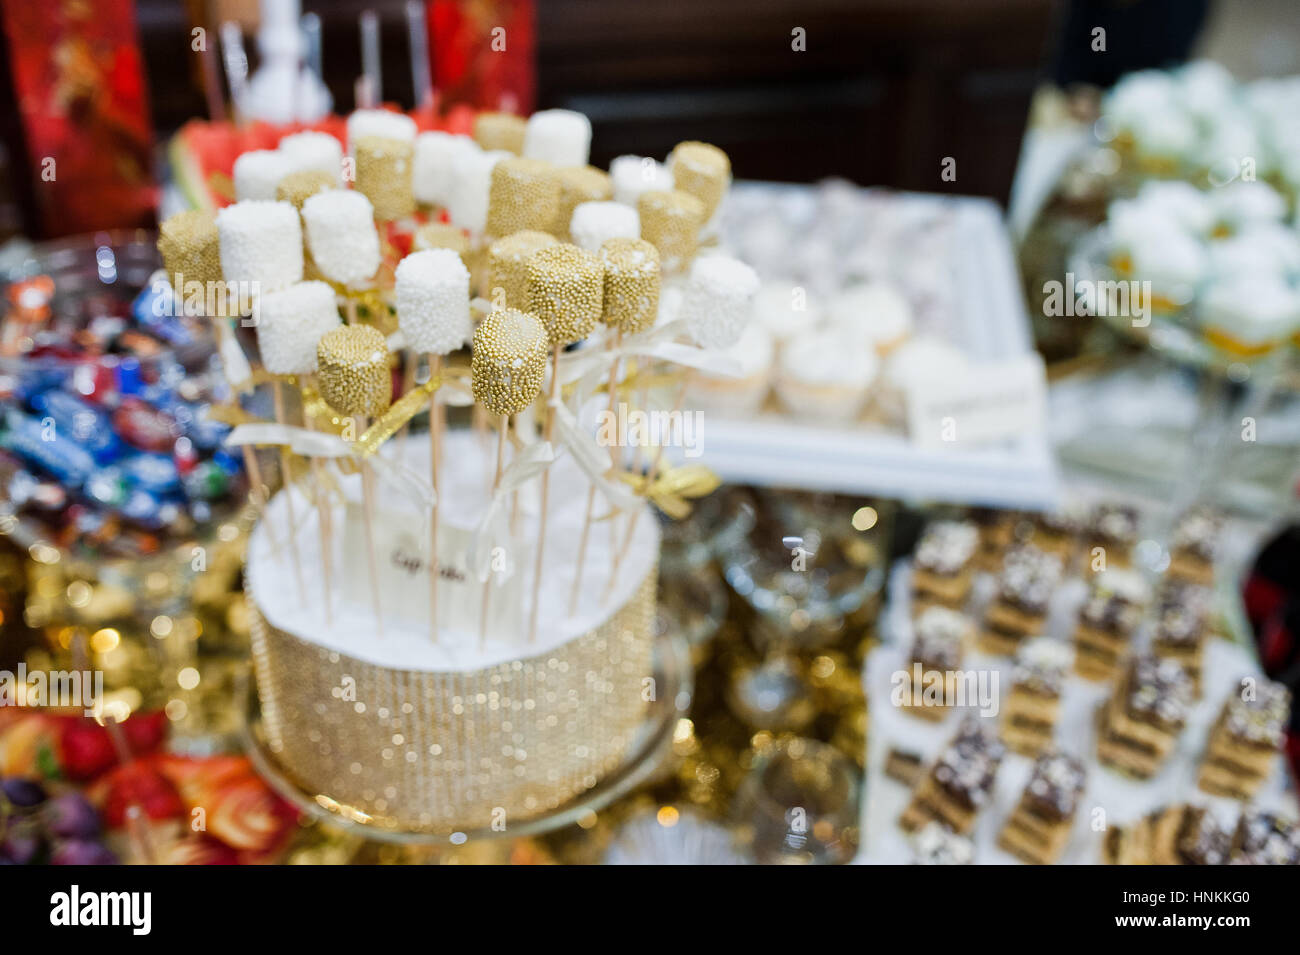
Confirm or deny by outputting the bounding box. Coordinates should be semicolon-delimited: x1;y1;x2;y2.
133;0;1059;205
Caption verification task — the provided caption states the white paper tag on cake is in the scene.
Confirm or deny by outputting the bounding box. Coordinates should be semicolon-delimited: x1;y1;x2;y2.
340;505;522;638
904;354;1047;449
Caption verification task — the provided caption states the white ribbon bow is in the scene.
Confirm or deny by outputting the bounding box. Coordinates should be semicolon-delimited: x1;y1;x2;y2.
467;440;555;582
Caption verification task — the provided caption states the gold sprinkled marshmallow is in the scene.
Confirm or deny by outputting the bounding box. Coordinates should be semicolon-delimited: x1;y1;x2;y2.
316;324;392;417
488;230;558;310
526;243;604;346
413;222;471;259
158;210;223;296
472;308;549;417
486;157;561;239
354;135;415;221
637;189;705;272
554;165;612;239
668;141;731;220
473;112;527;155
276;169;338;210
599;238;661;335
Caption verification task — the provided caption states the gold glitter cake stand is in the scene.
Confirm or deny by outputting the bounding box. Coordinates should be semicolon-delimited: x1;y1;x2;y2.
239;632;691;844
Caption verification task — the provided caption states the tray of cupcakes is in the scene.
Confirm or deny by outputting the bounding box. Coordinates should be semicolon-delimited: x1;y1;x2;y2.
662;180;1059;509
858;499;1297;864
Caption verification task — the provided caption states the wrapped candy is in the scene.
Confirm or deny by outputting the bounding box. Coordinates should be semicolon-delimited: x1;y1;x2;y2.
316;325;392;417
486;158;561;238
668;141;731;220
276;170;337;210
301;190;382;287
678;254;759;349
447;146;512;234
488;231;558;310
216;200;304;294
471;308;549;416
354;136;416;221
571;201;639;253
637;189;705;271
554;166;612;238
526;243;604;345
158;210;222;296
346;108;417;155
395;249;472;356
413;131;477;206
254;281;341;375
600;238;660;334
233;149;293;202
523;109;592;167
610;154;673;206
278;130;343;181
473;112;527;154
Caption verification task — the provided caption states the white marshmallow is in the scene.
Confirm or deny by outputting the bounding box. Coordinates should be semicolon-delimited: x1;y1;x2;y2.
570;201;640;252
278;131;344;181
346;109;417;156
216;200;304;293
254;281;341;375
301;190;382;287
523;109;591;167
678;254;759;349
412;131;478;205
395;250;472;356
446;147;511;234
233;150;294;201
609;155;673;206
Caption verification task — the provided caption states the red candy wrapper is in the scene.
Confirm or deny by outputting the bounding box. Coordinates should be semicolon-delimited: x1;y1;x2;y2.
0;0;157;236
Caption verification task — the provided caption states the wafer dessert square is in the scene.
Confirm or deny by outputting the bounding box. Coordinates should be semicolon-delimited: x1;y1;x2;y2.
1168;507;1222;587
979;545;1061;656
1096;655;1193;779
971;508;1028;571
885;748;926;787
1198;677;1290;800
1002;639;1072;756
1151;580;1212;694
911;821;974;865
900;718;1004;835
1030;509;1082;565
1101;804;1232;865
997;749;1087;864
1083;502;1139;572
1230;810;1300;865
899;606;971;721
1072;569;1149;682
911;520;979;608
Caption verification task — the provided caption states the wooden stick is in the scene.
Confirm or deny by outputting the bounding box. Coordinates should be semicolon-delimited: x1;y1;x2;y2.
608;371;690;598
528;346;563;643
569;329;621;615
359;421;384;640
273;381;307;604
240;443;281;553
427;353;443;643
479;415;508;648
303;385;334;627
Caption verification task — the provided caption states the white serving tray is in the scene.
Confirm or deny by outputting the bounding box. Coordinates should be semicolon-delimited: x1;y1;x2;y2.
701;184;1061;510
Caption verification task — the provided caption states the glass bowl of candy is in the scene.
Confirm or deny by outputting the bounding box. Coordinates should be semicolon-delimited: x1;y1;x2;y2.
0;230;248;566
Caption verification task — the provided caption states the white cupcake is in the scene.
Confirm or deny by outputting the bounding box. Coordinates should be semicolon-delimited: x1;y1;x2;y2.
1200;275;1300;356
775;328;877;422
826;282;913;355
685;322;774;417
1208;224;1300;280
1210;180;1287;235
1134;181;1214;236
751;280;821;347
